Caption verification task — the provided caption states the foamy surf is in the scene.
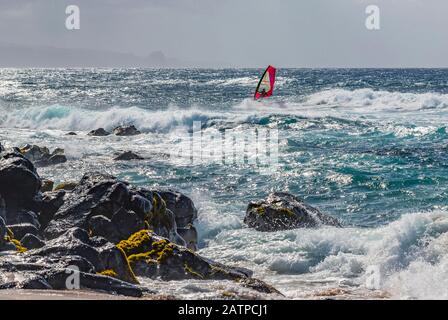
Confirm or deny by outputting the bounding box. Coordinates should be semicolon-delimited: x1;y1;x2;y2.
1;68;448;300
199;211;448;299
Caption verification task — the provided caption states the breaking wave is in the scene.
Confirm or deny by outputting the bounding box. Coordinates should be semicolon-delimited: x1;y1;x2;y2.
200;211;448;299
306;88;448;111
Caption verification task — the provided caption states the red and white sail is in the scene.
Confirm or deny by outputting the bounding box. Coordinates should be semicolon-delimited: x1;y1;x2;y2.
254;65;276;100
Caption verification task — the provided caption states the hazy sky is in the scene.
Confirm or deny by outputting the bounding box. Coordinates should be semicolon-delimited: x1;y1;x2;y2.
0;0;447;67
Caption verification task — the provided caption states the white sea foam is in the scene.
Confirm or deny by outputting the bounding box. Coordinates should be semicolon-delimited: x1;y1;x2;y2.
306;88;448;111
199;211;448;299
0;104;225;133
2;88;448;133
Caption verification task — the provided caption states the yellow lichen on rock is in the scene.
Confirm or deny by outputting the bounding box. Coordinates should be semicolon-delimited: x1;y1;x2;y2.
116;229;152;256
184;263;204;279
97;269;119;278
53;182;77;191
10;238;27;253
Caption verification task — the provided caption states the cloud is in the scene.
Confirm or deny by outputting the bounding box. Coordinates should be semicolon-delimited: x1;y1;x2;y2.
0;0;446;67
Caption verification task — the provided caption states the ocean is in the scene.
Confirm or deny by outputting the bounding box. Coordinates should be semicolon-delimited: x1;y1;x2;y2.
1;68;448;299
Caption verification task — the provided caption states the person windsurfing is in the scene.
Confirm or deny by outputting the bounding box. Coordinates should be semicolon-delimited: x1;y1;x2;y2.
254;65;276;100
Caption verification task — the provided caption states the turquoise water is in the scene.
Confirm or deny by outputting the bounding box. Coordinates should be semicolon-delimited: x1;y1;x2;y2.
1;68;448;298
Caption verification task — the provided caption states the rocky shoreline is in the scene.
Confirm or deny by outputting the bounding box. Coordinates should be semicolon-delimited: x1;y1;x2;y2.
0;129;341;299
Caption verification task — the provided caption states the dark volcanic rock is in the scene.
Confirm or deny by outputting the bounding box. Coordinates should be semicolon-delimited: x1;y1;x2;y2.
120;231;238;279
245;192;341;232
0;152;41;212
16;269;143;297
7;211;41;229
41;179;54;192
37;191;66;230
0;217;6;248
177;224;198;251
153;189;198;250
7;223;40;240
19;144;67;167
47;154;67;166
113;151;144;161
53;182;78;191
43;173;133;239
44;172;186;247
128;193;152;219
0;153;282;298
110;208;145;241
147;193;185;247
88;128;110;136
33;228;138;284
87;208;145;245
0;228;142;297
0;195;5;222
21;233;45;249
113;125;141;136
88;215;121;244
155;189;198;228
117;230;280;295
66;132;77;136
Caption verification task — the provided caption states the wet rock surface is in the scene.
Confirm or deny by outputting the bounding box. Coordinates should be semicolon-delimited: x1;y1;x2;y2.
113;125;141;136
245;192;341;232
19;144;67;167
88;128;110;136
0;153;280;298
114;151;144;161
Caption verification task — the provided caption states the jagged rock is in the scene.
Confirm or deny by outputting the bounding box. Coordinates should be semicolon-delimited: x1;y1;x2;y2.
177;224;198;251
245;192;341;232
89;209;145;244
147;193;185;247
0;194;5;223
0;152;41;212
113;151;144;161
0;228;142;297
88;215;122;244
88;128;110;136
16;269;142;297
41;179;54;192
110;208;145;241
128;193;152;220
19;144;67;167
7;223;39;240
116;230;279;295
6;210;41;229
117;230;248;281
36;191;66;230
47;154;67;166
0;217;6;248
113;125;141;136
21;233;45;249
44;173;186;247
43;173;132;239
53;182;78;191
153;189;198;250
33;228;138;284
155;189;198;228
